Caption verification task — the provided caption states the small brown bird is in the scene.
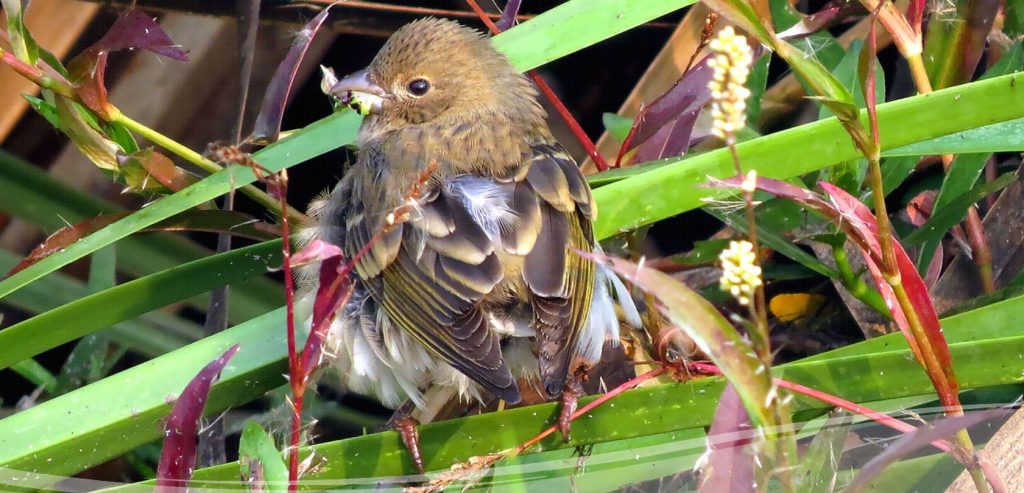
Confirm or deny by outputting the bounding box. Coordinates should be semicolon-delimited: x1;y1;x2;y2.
305;18;640;471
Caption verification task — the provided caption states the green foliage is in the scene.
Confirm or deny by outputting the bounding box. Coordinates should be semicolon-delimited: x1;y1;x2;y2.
0;0;1022;491
239;421;288;493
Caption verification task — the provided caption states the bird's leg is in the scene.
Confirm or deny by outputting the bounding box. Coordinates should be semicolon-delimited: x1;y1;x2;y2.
558;365;588;443
384;400;424;474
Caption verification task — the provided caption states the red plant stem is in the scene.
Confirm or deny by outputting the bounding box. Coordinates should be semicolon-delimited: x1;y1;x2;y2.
514;366;667;454
273;171;301;492
686;362;958;455
0;49;76;98
464;0;610;171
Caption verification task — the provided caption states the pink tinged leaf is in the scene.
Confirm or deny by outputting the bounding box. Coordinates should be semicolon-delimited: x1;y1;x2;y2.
713;175;832;212
620;56;715;166
778;0;863;40
720;176;954;388
290;239;344;267
906;191;936;227
935;12;1008;91
69;52;113;118
698;384;757;493
312;256;345;328
89;10;189;60
844;408;1012;493
120;148;194;193
68;9;188;118
301;256;355;381
250;7;332;144
907;0;926;34
859;9;881;147
156;344;240;492
958;0;1000;86
818;182;957;394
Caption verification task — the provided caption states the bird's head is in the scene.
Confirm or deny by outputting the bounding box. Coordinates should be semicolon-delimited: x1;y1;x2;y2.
327;18;545;138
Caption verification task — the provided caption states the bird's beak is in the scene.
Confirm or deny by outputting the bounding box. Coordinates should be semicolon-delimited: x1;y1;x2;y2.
328;68;388;116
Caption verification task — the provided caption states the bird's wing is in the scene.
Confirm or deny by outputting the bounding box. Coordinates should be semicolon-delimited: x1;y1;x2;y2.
339;138;595;404
520;143;596;397
341;138;520;403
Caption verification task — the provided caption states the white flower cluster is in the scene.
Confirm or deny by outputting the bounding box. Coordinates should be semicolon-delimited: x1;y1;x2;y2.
708;26;753;143
719;239;762;306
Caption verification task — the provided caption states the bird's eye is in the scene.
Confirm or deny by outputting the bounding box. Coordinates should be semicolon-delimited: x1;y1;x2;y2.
407;78;430;97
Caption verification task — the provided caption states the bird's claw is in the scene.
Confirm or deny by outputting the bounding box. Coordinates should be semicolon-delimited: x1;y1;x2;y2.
558;374;585;443
384;403;425;475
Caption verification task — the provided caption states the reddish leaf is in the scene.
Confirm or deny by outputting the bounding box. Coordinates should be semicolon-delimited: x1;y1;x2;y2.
907;0;926;35
819;182;957;398
89;10;188;60
698;384;757;493
250;7;332;144
778;0;863;40
844;408;1011;493
311;255;345;326
290;238;343;267
120;148;194;193
68;52;113;118
859;5;881;148
286;239;349;382
156;345;240;492
6;210;279;277
68;9;188;118
301;254;351;378
906;191;936;227
714;175;832;212
715;176;958;402
922;242;943;289
6;213;128;277
619;56;714;166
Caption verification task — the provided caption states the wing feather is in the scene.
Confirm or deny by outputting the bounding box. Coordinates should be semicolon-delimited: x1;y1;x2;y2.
332;134;596;404
339;142;519;403
522;144;596;397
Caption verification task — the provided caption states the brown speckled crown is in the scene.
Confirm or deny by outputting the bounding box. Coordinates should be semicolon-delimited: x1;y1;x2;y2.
362;18;547;140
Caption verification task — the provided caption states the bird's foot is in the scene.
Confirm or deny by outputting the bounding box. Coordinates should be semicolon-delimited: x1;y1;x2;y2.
383;402;425;475
558;369;587;443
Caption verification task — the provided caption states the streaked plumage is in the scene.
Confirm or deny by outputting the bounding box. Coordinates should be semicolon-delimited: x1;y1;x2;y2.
302;18;641;414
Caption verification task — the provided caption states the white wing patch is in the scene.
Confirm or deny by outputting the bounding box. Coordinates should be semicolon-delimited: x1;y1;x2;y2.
575;246;643;362
446;175;518;243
